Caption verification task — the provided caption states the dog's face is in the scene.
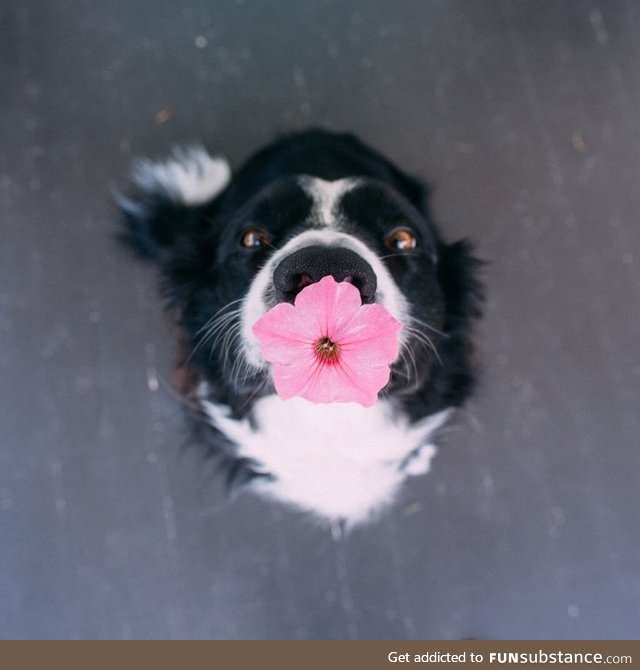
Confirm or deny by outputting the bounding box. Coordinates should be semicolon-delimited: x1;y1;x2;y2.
202;175;446;397
121;135;481;414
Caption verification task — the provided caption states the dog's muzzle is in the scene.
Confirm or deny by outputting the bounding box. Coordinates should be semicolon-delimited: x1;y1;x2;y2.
273;245;377;304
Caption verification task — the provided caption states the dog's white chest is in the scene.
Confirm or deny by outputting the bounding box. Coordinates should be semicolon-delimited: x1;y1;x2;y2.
201;394;451;523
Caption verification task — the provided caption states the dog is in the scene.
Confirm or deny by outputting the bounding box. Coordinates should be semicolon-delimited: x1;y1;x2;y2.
119;130;483;526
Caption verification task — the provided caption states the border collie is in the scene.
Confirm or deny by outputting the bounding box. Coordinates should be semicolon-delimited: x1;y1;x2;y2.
119;130;483;526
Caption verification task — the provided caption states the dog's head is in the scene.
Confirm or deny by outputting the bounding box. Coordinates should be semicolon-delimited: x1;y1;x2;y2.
120;141;482;408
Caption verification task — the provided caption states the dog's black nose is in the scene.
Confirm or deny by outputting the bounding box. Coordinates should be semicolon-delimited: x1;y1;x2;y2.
273;246;378;304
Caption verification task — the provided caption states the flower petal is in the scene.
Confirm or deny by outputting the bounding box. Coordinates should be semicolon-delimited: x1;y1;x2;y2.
336;358;393;406
273;357;390;407
270;356;323;400
252;303;314;363
337;304;403;365
294;276;363;338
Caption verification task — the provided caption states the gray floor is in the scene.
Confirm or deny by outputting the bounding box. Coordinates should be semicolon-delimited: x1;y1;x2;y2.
2;0;639;639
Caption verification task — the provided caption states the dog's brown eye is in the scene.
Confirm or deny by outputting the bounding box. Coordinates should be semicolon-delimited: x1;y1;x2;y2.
385;227;417;252
241;228;271;249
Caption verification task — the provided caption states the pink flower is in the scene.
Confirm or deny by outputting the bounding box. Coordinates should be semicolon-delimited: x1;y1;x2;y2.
252;275;402;407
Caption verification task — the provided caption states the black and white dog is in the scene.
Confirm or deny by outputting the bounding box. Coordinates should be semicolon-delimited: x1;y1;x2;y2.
120;130;483;525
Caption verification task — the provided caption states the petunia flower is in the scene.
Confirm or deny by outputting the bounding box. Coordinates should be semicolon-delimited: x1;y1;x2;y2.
252;275;402;407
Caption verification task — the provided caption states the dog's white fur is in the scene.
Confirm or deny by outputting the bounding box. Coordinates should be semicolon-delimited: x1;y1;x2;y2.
133;146;230;205
201;393;451;523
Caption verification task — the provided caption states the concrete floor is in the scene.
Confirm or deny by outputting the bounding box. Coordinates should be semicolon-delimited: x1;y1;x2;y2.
1;0;639;639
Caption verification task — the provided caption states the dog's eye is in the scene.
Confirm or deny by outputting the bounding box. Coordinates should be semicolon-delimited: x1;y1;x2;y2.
241;228;271;249
385;227;417;252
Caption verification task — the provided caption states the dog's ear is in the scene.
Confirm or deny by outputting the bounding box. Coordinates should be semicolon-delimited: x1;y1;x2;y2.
117;146;230;261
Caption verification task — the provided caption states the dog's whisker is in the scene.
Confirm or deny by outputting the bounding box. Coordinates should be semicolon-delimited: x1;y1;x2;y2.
192;318;237;356
191;324;234;365
231;340;261;390
378;252;420;261
194;298;245;336
402;344;420;386
407;315;447;338
216;321;242;372
405;326;443;366
189;307;243;364
197;314;239;355
200;308;242;341
226;329;245;378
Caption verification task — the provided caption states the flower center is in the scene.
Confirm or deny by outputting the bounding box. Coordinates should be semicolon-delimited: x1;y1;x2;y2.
314;336;340;363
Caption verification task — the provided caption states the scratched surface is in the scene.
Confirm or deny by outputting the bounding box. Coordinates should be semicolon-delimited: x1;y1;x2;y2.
1;0;639;639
